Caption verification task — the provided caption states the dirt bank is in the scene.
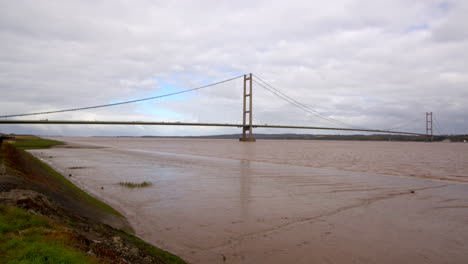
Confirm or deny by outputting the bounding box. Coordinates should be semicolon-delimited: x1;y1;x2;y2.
0;136;186;264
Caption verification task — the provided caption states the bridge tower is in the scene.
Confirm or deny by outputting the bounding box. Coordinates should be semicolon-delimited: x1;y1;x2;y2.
425;112;433;142
240;73;256;142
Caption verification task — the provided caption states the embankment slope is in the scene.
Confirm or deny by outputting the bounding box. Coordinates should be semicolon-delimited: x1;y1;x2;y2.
0;136;186;264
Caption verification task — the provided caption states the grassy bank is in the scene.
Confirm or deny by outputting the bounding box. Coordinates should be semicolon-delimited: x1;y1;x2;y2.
0;205;99;264
9;136;120;217
11;136;64;149
0;135;187;264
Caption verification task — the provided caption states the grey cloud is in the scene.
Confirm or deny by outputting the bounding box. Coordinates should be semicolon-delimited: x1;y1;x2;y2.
1;0;467;136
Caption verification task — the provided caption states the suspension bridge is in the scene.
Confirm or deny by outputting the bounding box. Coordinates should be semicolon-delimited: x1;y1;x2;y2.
0;73;430;141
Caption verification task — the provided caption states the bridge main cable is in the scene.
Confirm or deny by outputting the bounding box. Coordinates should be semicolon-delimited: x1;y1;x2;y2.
252;75;365;129
0;74;245;118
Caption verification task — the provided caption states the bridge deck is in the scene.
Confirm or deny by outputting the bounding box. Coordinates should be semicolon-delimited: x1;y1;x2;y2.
0;120;425;136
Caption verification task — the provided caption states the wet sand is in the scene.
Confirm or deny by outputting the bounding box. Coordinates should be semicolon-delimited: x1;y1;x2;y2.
30;138;468;263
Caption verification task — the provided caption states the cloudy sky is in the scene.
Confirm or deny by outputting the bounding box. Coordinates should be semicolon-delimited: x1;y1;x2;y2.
1;0;467;136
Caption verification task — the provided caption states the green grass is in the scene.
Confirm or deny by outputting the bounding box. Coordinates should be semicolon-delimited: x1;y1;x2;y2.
12;137;64;150
0;205;99;264
119;181;153;188
0;205;51;234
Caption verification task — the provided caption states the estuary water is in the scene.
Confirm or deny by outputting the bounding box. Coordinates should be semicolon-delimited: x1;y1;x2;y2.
30;138;468;264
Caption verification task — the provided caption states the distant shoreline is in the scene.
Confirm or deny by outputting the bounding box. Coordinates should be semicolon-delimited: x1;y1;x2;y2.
100;133;467;142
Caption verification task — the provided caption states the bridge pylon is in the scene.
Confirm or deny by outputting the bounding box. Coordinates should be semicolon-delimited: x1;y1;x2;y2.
425;112;433;142
240;73;256;142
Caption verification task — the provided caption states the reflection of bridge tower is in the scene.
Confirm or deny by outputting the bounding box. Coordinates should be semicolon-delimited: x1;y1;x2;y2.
240;73;256;142
239;159;252;218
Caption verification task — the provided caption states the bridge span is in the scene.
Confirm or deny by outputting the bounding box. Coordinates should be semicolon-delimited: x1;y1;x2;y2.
0;120;425;136
0;73;431;140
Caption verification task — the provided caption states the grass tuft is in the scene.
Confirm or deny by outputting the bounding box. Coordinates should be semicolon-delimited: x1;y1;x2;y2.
118;181;153;188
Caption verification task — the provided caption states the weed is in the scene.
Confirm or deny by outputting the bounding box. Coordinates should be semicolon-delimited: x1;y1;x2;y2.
118;181;153;188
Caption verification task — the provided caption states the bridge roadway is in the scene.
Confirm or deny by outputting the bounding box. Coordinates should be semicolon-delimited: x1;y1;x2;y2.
0;120;425;136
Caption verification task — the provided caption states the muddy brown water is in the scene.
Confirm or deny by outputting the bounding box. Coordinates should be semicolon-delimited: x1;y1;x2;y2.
30;138;468;264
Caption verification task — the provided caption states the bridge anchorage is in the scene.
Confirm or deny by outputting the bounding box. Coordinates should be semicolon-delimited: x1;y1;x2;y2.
240;73;256;142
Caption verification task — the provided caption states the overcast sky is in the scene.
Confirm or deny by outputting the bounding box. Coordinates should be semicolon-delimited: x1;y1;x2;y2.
1;0;467;136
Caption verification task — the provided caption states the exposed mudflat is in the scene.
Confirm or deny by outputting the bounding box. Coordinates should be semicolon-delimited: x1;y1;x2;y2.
31;138;468;264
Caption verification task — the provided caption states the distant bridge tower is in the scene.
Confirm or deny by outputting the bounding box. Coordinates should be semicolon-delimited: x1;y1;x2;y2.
426;112;433;142
240;73;256;142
